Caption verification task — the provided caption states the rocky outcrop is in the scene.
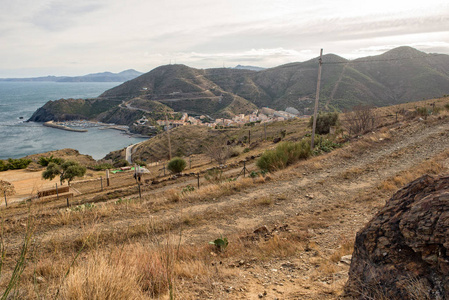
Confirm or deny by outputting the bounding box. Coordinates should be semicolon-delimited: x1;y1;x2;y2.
346;174;449;299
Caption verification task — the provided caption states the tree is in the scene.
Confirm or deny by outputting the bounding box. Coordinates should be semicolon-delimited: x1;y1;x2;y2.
308;112;339;134
167;157;186;174
345;105;377;135
205;142;232;165
42;161;86;185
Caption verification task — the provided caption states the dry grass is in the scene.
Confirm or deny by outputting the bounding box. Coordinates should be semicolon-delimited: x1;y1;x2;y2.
341;167;364;180
329;237;354;263
253;196;273;206
4;98;449;299
378;154;448;191
61;253;145;300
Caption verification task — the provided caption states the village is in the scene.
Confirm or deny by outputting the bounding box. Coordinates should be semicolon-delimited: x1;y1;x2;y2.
135;106;308;130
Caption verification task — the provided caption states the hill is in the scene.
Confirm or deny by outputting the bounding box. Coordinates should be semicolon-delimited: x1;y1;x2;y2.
28;47;449;130
233;65;266;71
0;69;142;82
4;97;449;298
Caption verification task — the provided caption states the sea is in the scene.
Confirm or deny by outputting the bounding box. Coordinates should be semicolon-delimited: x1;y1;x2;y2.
0;81;147;160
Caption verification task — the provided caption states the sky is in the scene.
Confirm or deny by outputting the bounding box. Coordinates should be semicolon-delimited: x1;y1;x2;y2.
1;0;448;77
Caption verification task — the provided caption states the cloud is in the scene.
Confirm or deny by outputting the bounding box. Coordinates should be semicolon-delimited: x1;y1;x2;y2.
1;0;449;77
28;0;106;31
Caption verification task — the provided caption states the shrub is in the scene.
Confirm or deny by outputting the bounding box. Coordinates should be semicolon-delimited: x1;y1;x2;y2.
416;107;430;117
113;159;130;168
0;158;32;172
6;158;32;170
204;168;224;184
205;142;231;165
90;163;113;171
38;155;64;167
444;103;449;111
314;135;343;154
257;139;312;172
167;157;186;174
0;161;7;172
345;105;377;135
309;112;339;134
133;159;147;167
209;236;228;252
256;149;286;172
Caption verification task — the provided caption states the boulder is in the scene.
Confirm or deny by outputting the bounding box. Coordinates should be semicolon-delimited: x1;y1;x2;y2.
346;175;449;299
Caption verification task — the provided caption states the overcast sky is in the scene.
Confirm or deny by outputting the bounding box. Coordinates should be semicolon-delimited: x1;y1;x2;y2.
1;0;448;77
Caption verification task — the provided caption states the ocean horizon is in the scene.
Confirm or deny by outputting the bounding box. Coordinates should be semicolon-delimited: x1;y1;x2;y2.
0;81;147;160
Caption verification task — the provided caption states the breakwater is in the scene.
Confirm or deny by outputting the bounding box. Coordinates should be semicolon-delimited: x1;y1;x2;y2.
43;121;88;132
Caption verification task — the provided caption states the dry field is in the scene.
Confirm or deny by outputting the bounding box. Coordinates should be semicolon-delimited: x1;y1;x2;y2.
1;98;449;299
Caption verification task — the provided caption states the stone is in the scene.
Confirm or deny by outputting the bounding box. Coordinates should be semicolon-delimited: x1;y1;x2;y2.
340;254;352;265
346;175;449;299
254;225;270;235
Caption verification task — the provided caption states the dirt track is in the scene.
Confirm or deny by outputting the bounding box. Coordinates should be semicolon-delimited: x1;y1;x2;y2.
2;115;449;299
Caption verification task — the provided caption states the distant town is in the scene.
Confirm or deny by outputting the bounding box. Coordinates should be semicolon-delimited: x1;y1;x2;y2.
136;107;309;130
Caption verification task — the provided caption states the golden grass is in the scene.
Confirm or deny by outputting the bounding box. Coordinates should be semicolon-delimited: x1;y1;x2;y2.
253;196;273;206
329;237;354;263
378;153;448;191
5;100;449;299
341;167;364;180
61;252;146;300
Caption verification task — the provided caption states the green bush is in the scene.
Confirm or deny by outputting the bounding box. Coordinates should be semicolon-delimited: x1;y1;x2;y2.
90;163;113;171
38;155;64;167
133;159;147;167
309;112;339;134
256;149;286;172
113;159;130;168
167;157;187;174
314;135;343;154
0;158;32;172
0;161;7;172
256;139;312;172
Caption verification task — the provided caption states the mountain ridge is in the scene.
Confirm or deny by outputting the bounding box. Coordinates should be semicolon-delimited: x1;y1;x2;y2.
0;69;143;82
28;46;449;131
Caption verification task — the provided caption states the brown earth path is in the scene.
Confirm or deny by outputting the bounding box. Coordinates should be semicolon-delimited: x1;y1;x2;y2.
3;117;449;299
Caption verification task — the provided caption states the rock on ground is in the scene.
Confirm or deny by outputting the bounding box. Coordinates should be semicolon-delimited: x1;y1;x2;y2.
346;174;449;299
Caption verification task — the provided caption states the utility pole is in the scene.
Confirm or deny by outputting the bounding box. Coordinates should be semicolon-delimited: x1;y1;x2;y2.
264;123;267;140
311;49;323;150
165;113;172;160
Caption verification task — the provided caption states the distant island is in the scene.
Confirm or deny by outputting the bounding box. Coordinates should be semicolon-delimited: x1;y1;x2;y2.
0;69;143;82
